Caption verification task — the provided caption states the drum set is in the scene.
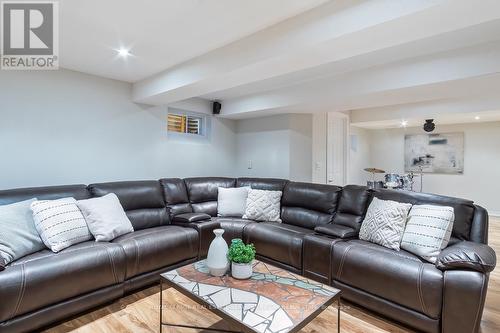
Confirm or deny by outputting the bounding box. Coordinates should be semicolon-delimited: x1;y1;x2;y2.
364;168;420;192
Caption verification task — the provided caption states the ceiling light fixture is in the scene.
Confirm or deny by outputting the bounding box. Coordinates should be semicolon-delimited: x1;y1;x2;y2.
475;116;481;120
117;48;131;57
401;120;408;128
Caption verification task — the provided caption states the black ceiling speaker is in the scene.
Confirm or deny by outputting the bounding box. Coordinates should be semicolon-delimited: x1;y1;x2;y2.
423;119;435;132
212;101;221;115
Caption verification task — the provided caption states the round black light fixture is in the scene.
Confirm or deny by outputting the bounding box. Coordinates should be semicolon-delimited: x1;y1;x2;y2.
423;119;435;132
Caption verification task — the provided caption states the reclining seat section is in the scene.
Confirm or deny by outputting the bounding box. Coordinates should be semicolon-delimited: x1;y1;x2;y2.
303;185;371;283
328;189;491;333
0;185;127;333
244;181;341;273
88;181;198;291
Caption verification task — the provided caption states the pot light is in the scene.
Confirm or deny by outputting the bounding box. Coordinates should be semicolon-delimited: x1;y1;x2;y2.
117;48;131;57
401;120;408;128
475;116;481;120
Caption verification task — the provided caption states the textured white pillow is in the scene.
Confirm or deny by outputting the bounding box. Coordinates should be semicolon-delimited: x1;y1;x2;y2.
31;197;92;252
77;193;134;241
243;189;282;222
217;187;250;217
359;198;412;251
401;205;455;263
0;199;45;265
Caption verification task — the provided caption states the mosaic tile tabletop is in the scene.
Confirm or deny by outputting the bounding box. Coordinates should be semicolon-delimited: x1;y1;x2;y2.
161;260;340;333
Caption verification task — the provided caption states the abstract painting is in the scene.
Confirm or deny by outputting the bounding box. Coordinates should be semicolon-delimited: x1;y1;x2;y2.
404;133;464;174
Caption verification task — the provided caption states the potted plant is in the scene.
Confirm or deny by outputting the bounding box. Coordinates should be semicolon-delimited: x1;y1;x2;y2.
227;239;256;279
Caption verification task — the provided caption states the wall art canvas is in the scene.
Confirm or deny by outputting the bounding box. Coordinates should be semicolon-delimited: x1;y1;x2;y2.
404;133;464;174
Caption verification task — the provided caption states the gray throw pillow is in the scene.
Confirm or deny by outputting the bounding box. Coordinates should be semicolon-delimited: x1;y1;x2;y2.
359;198;412;251
0;199;46;265
77;193;134;241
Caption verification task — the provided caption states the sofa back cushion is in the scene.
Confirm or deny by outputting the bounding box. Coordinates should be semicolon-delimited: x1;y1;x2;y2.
0;185;90;205
160;178;192;217
333;185;372;231
184;177;236;216
373;189;475;241
88;181;168;230
236;178;288;191
281;182;341;229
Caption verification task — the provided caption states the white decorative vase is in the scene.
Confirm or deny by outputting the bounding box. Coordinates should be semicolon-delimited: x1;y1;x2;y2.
206;229;229;276
231;262;253;280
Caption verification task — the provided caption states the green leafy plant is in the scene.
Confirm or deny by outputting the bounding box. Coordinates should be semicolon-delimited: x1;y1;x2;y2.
227;239;256;264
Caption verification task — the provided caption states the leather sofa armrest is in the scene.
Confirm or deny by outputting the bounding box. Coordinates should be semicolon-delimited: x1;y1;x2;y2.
314;224;358;239
173;212;211;223
436;241;496;273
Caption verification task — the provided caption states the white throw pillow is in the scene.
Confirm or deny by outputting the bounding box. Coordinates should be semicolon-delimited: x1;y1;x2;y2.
243;189;282;222
77;193;134;241
0;199;45;265
217;187;250;217
359;198;412;251
31;197;92;252
401;204;455;263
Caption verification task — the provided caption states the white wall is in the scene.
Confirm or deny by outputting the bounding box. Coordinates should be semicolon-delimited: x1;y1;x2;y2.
348;126;371;185
312;113;327;184
235;114;312;182
0;69;237;189
362;122;500;214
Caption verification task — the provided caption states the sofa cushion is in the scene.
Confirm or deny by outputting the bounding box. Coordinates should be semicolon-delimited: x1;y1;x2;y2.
112;226;198;279
332;239;443;319
184;177;236;216
88;181;168;230
0;241;126;322
359;198;412;251
31;197;92;252
401;204;455;263
217;186;249;217
243;222;314;269
333;185;371;231
0;199;45;265
281;182;341;229
77;193;134;242
373;188;474;241
160;178;192;217
212;217;254;244
243;189;282;222
236;178;288;191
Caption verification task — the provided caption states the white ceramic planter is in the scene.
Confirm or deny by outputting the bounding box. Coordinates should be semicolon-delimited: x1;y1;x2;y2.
206;229;229;276
231;262;253;280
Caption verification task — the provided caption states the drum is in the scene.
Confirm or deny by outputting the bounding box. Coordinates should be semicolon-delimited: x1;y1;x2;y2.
374;181;385;189
367;181;385;189
385;173;401;189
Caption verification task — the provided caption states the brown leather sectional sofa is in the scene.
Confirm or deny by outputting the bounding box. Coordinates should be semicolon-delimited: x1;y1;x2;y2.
0;177;495;333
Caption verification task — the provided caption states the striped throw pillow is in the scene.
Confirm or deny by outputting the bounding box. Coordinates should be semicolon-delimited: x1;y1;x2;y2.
31;197;92;252
401;204;455;263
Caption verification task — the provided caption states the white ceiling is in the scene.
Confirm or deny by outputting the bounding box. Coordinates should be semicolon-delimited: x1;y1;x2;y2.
59;0;328;82
58;0;500;127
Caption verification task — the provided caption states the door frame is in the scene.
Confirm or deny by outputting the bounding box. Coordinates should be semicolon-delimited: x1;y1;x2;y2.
326;111;350;186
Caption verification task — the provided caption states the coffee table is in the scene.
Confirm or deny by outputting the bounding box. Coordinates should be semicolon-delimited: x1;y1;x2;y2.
160;260;341;333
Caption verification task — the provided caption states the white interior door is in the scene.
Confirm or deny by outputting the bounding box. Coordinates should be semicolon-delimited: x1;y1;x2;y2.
327;112;349;186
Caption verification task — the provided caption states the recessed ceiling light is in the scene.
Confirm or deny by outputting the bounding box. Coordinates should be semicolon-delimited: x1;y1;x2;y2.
475;116;481;120
117;48;131;57
401;120;408;127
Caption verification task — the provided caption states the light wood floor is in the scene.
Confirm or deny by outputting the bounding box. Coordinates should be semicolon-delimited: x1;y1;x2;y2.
45;217;500;333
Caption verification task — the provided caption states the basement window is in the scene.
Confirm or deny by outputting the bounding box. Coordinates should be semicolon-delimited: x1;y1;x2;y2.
168;113;203;135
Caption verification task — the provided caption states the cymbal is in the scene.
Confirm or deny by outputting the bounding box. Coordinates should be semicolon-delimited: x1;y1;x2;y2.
364;168;385;173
